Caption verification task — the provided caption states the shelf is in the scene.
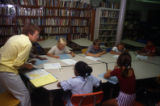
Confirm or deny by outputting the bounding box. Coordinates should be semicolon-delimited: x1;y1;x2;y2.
101;16;118;19
99;7;120;11
100;23;117;25
98;29;117;30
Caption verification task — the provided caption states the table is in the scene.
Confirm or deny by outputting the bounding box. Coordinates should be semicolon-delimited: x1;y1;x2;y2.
32;55;106;106
122;39;145;48
71;38;93;47
107;61;160;80
99;51;138;63
35;55;102;68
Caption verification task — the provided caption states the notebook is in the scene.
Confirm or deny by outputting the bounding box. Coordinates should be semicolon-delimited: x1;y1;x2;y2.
58;54;71;59
25;69;57;87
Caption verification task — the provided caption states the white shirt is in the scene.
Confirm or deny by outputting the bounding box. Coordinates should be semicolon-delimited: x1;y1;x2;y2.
48;45;70;55
112;46;125;53
60;75;100;106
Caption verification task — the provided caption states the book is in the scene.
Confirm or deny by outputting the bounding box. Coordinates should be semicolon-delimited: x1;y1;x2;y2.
25;69;57;87
58;54;71;59
44;63;61;70
61;59;77;65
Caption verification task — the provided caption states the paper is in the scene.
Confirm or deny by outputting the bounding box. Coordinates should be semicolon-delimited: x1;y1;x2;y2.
136;55;148;60
58;54;71;59
44;63;61;70
113;55;119;59
35;59;48;66
98;73;118;85
25;69;57;87
61;59;76;65
85;56;100;61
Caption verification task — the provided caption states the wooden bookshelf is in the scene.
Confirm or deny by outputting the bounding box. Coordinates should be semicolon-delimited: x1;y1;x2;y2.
0;0;94;46
94;2;120;46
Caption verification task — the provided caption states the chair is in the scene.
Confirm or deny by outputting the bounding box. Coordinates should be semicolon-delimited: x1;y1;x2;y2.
71;91;103;106
0;91;20;106
81;48;87;54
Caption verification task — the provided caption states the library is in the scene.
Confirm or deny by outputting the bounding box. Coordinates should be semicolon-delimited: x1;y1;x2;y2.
0;0;160;106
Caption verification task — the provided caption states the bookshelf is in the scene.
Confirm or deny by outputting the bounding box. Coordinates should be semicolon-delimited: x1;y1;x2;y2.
0;0;94;46
94;0;120;46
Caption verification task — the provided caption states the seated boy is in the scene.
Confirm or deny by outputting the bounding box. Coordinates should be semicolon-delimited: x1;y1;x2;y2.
110;43;126;55
137;40;156;56
86;39;106;57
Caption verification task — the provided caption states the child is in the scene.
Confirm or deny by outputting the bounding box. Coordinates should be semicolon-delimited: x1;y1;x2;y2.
110;43;126;55
57;61;100;106
86;39;106;57
47;38;75;58
137;40;156;56
103;52;136;106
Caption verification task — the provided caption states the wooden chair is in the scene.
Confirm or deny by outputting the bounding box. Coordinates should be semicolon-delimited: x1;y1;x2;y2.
0;91;20;106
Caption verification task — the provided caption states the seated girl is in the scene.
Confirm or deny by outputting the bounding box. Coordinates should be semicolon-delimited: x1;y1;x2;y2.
103;52;136;106
57;61;100;106
47;38;75;58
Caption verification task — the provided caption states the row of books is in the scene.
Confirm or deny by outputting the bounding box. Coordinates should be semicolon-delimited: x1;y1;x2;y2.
0;27;16;35
37;0;58;7
59;1;89;8
0;5;16;16
19;0;37;6
15;18;89;26
101;11;119;18
45;9;68;16
71;27;89;34
71;19;88;26
16;8;91;17
43;18;69;26
18;0;89;8
44;27;70;34
0;0;18;4
100;24;117;29
101;18;118;24
17;7;44;16
100;0;120;9
0;17;14;25
71;33;88;40
70;10;91;17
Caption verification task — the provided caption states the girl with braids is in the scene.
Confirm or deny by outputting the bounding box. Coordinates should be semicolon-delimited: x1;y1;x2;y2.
103;52;136;106
57;61;100;106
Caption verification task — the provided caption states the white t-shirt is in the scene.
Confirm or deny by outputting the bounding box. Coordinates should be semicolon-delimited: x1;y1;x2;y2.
112;46;125;53
48;45;70;55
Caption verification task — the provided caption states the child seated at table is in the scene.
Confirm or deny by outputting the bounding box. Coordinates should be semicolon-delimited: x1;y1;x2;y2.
103;52;136;106
137;40;156;56
110;43;126;55
47;38;75;58
57;61;100;106
86;39;106;57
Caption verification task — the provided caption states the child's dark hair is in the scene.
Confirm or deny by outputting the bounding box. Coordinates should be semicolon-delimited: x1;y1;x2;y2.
117;52;132;78
93;39;100;46
75;61;92;78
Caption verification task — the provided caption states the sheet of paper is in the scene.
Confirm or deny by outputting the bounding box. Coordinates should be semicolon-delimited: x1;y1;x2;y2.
35;59;48;66
113;55;119;59
136;55;148;60
85;56;100;61
25;69;48;80
58;54;71;59
44;63;61;70
61;59;76;65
